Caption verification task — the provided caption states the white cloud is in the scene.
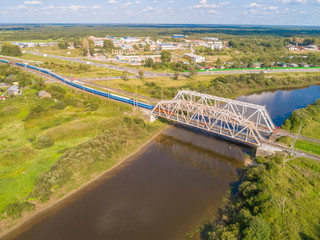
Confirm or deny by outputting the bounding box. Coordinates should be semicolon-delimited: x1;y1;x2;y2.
153;0;158;3
24;0;42;5
246;3;278;10
142;6;155;12
135;0;142;4
107;0;118;4
58;5;101;12
42;5;55;10
281;0;308;3
187;1;229;9
121;1;133;7
209;9;216;13
168;0;174;3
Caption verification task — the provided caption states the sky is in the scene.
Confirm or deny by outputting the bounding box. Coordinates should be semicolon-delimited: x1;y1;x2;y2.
0;0;320;26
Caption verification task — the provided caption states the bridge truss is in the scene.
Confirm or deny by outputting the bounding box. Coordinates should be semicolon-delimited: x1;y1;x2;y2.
151;90;275;146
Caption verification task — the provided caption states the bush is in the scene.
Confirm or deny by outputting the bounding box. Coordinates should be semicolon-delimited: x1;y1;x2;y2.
36;135;54;149
2;202;35;219
54;100;66;110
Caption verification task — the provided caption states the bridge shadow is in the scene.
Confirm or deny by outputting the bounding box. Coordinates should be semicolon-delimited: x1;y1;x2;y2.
155;126;254;179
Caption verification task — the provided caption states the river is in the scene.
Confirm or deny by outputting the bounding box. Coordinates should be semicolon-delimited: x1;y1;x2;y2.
3;84;320;240
237;84;320;127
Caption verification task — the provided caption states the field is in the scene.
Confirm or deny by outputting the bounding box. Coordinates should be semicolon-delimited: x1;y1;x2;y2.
24;46;83;58
18;53;126;78
0;85;133;212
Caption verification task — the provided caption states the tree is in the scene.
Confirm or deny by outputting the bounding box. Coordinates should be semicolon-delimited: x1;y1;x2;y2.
216;58;222;69
144;58;154;68
81;47;88;56
58;41;68;50
0;42;22;57
138;70;144;79
123;70;129;81
188;65;197;79
103;40;114;50
173;72;179;80
161;50;172;65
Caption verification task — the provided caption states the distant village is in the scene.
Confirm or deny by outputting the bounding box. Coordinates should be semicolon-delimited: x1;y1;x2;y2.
2;34;320;70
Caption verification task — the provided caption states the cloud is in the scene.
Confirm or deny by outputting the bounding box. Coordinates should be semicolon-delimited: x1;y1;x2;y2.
135;0;142;4
187;0;229;9
281;0;308;3
142;6;155;12
246;3;279;10
59;5;101;12
42;5;55;10
121;1;133;7
24;0;42;5
107;0;118;4
209;9;216;13
168;0;174;3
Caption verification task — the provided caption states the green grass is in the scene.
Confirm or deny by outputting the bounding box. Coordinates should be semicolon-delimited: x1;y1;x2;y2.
204;155;320;240
295;140;320;156
0;86;131;212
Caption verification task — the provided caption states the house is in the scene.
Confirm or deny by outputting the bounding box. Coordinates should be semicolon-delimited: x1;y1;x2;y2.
0;94;7;100
252;63;261;68
38;90;51;98
7;85;20;95
289;63;298;68
0;83;9;89
206;65;215;70
159;43;179;51
184;53;205;63
299;62;309;68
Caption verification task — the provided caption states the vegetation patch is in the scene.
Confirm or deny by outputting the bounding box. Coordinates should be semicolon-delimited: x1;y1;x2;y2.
199;154;320;240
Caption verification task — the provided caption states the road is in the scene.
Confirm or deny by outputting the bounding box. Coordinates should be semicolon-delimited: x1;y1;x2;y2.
24;51;320;79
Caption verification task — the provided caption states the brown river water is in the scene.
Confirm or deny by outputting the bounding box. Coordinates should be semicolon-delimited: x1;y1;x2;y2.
3;127;251;240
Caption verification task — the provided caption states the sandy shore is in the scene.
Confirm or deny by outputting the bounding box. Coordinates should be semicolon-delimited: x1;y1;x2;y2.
0;127;168;240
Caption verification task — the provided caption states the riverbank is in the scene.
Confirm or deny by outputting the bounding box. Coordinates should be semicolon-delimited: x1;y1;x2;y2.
199;154;320;240
0;119;168;239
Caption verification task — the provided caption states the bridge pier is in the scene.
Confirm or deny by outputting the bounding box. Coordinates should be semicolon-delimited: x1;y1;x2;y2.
256;143;283;157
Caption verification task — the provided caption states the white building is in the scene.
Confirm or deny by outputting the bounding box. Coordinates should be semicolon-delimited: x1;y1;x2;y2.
160;43;179;51
211;41;223;50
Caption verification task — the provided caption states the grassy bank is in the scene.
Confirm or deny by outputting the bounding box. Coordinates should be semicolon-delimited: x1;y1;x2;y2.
0;80;166;234
198;154;320;240
282;99;320;140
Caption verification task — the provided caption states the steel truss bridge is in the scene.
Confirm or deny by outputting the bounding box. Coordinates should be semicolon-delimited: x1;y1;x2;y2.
151;90;275;146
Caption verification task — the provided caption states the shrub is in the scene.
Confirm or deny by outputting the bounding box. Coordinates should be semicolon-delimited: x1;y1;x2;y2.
2;202;35;219
54;100;66;110
36;135;54;149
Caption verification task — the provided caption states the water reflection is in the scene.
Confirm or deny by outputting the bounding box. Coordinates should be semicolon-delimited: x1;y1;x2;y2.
237;85;320;126
5;127;249;240
156;128;248;178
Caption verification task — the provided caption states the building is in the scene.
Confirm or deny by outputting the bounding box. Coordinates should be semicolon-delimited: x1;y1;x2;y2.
184;53;205;63
0;94;7;100
38;90;51;98
203;37;219;41
173;35;184;38
211;41;223;50
160;43;179;51
289;63;298;68
0;83;9;89
7;85;20;95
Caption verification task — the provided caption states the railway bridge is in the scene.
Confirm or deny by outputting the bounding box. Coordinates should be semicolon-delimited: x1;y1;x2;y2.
151;90;275;147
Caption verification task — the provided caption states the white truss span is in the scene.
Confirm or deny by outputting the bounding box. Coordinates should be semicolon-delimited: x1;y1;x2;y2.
151;91;276;146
